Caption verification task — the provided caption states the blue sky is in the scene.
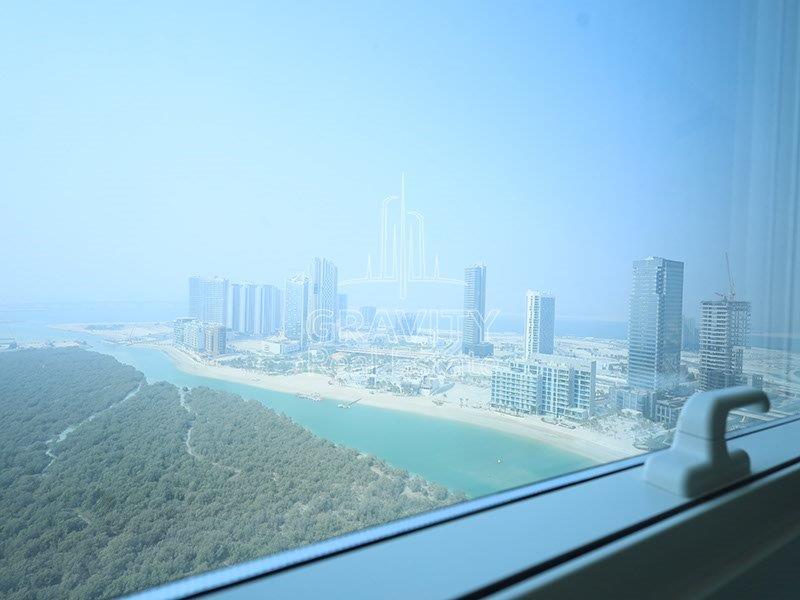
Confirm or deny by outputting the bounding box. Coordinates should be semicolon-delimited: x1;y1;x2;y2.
1;0;744;321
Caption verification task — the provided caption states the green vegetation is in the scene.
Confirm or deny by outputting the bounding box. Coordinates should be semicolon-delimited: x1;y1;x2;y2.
0;348;462;599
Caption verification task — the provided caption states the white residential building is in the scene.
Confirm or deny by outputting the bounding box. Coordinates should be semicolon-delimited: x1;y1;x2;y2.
524;291;555;358
258;284;282;336
284;272;310;343
204;323;226;356
308;257;338;343
243;283;258;335
183;320;205;352
173;318;226;356
491;354;596;420
699;298;751;391
189;276;229;327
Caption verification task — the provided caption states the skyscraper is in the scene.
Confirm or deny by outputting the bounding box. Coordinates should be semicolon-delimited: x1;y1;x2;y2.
257;284;282;336
699;298;751;391
230;283;242;332
628;257;684;393
189;276;229;327
284;273;309;343
462;264;493;357
308;257;338;342
524;291;555;358
243;283;258;335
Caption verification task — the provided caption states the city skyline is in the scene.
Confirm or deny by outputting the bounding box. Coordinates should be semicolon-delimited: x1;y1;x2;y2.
180;232;767;355
160;184;745;326
186;252;699;355
118;162;763;339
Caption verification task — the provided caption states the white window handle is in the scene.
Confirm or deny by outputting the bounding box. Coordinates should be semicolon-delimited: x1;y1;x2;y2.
644;386;770;497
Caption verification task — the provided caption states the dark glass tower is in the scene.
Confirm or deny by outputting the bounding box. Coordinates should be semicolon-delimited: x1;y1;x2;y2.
463;264;493;357
628;257;684;393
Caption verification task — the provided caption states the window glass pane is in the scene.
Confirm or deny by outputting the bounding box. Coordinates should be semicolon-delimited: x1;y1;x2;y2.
0;1;797;596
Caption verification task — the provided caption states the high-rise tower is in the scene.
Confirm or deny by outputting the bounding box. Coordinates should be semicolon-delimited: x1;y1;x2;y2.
189;276;229;327
308;257;338;342
699;299;750;391
463;264;493;357
627;257;684;392
524;291;555;358
284;273;310;344
258;284;282;336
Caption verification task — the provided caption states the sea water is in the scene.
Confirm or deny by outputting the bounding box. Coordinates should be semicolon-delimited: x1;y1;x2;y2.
4;314;595;498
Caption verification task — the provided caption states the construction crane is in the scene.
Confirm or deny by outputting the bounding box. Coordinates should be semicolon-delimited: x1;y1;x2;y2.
715;252;737;301
725;251;736;301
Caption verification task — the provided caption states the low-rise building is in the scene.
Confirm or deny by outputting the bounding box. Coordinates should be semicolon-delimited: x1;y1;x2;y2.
204;323;226;356
464;341;494;358
654;395;689;428
265;338;302;355
173;318;225;356
611;387;655;419
173;317;195;347
183;320;205;352
491;354;596;419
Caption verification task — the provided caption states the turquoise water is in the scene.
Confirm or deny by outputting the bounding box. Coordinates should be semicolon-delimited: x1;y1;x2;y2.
9;323;595;498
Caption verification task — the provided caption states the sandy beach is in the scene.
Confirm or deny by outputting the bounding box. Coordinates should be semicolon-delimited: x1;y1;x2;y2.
140;342;640;463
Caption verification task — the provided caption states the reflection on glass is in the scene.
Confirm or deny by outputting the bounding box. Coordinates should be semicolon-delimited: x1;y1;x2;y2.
0;1;798;597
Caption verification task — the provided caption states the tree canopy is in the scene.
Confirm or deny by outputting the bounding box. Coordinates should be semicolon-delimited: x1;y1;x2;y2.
0;348;462;598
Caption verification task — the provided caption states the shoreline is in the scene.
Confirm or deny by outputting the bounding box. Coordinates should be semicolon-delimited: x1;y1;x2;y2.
137;342;639;464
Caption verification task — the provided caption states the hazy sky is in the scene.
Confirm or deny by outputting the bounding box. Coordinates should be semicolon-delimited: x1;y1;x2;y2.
1;0;745;321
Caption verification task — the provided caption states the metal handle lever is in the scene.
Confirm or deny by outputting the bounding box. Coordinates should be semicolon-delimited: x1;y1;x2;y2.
644;386;770;497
